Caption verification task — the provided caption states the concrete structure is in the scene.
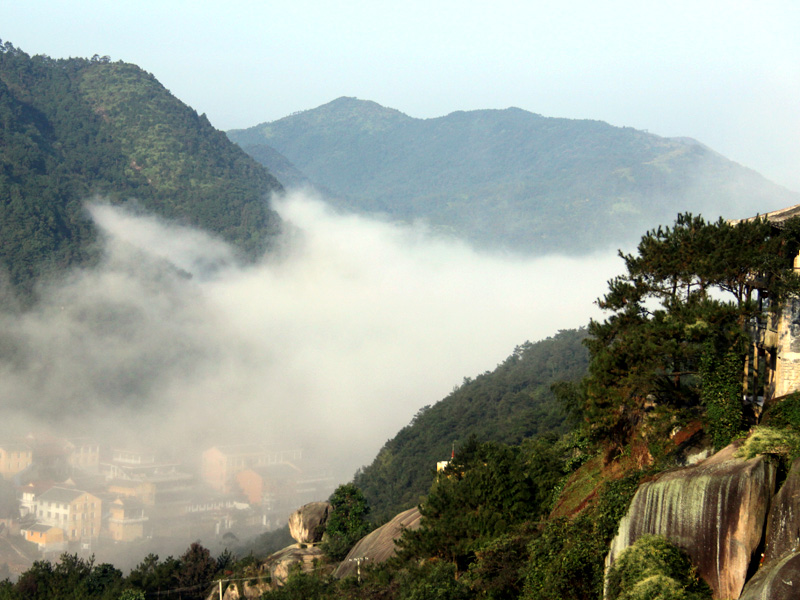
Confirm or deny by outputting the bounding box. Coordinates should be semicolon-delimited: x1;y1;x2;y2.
235;463;302;507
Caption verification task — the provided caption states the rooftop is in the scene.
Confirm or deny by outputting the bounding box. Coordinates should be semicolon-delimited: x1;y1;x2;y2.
37;486;88;504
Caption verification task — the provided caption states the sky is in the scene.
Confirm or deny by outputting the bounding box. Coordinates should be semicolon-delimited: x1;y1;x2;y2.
3;0;799;192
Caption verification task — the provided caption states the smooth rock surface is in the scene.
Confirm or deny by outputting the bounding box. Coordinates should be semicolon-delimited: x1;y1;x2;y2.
763;458;800;563
606;444;776;600
288;501;331;544
739;550;800;600
334;507;422;578
266;544;328;585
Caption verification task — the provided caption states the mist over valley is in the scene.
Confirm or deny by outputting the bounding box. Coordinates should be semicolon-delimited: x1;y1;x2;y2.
0;192;621;480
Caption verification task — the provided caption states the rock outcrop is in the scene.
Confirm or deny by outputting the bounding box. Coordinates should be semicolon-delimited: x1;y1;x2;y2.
738;550;800;600
288;501;331;544
606;444;777;600
217;577;270;600
265;544;329;585
334;507;422;578
763;459;800;563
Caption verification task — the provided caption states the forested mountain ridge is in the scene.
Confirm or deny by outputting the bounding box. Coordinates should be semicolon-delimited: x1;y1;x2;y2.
229;97;799;255
0;41;283;298
353;328;589;524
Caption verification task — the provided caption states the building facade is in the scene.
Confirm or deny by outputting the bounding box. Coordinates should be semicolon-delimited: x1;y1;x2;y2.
34;487;102;542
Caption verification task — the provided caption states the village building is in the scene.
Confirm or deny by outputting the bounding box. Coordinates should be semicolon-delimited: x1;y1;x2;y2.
0;442;32;480
64;438;101;473
21;523;66;554
201;445;302;494
235;462;302;507
107;497;147;542
33;486;102;542
107;478;157;506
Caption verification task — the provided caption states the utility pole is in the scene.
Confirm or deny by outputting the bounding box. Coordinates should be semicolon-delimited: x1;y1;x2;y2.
348;556;369;584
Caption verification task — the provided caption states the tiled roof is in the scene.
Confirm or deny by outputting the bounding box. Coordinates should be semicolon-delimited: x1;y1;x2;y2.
37;486;85;504
0;441;31;452
209;444;266;457
25;523;60;533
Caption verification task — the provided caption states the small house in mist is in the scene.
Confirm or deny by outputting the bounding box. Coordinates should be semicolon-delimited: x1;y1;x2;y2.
64;438;101;473
201;445;302;494
107;497;147;542
0;442;32;480
21;522;66;554
235;461;305;516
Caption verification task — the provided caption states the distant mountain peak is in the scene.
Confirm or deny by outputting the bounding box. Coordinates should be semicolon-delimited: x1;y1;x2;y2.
271;96;412;133
229;99;800;255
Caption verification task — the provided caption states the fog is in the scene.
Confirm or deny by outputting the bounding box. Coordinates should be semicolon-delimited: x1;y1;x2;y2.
0;191;624;483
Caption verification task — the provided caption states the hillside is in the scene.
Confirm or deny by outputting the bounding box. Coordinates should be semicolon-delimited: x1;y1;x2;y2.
229;97;799;255
353;328;589;524
0;42;283;298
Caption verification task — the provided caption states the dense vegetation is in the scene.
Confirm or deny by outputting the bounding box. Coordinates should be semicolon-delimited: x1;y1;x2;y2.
321;484;372;562
229;97;799;255
0;543;253;600
353;328;589;523
583;213;800;455
0;41;283;299
605;535;711;600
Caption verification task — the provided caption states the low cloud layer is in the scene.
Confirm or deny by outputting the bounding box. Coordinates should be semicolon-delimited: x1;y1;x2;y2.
0;192;624;482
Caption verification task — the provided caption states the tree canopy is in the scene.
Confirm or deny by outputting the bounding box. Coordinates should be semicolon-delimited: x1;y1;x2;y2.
583;213;800;448
322;484;372;562
354;329;589;524
0;41;283;300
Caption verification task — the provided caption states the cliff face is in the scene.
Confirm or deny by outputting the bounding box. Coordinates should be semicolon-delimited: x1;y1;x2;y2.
607;445;777;599
737;460;800;599
763;459;800;563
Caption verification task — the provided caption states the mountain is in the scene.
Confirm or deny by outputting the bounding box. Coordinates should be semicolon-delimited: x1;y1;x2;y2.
0;42;283;298
353;328;589;524
229;97;800;255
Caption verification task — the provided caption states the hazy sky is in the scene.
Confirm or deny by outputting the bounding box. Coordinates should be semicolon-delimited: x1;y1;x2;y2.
3;0;799;192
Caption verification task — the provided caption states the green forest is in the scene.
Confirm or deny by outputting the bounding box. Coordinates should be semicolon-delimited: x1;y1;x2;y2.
0;41;283;300
353;328;589;524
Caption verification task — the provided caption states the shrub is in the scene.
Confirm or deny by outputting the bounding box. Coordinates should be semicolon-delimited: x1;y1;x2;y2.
736;426;800;460
605;535;711;600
